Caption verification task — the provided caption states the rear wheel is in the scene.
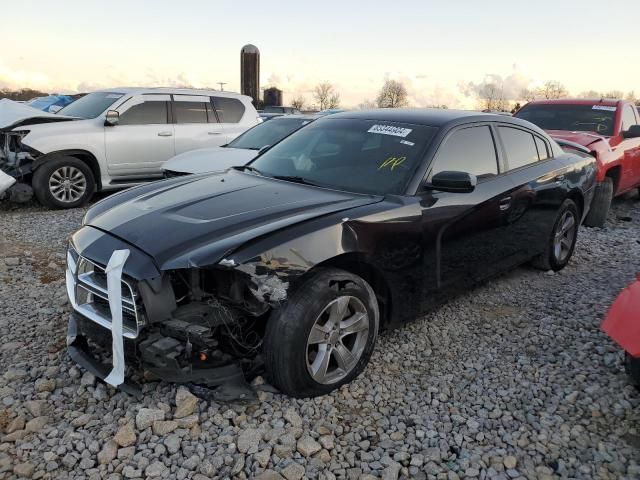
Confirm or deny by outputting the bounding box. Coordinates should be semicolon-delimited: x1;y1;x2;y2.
625;354;640;389
531;199;579;271
264;268;379;397
584;177;613;227
32;156;96;209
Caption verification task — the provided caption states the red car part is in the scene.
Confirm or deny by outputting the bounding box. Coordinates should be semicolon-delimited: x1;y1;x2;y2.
602;275;640;357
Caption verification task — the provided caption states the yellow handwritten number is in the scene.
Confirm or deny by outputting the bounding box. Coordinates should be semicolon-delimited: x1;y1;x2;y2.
379;156;406;171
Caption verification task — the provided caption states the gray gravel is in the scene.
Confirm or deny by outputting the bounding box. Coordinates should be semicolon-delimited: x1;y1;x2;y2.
1;193;640;480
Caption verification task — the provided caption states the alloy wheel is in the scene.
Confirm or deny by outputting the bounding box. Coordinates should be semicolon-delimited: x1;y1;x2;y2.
306;295;370;384
49;166;87;203
553;210;577;263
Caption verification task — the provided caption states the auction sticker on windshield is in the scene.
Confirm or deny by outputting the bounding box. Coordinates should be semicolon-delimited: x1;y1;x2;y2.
368;125;413;137
592;105;616;111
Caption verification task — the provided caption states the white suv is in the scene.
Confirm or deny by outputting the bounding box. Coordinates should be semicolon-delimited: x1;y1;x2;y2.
0;88;260;208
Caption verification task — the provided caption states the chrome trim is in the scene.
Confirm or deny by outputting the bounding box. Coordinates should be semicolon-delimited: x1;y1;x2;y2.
65;247;145;339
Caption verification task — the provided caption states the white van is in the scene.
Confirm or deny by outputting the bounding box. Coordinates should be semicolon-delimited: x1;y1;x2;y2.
0;88;260;208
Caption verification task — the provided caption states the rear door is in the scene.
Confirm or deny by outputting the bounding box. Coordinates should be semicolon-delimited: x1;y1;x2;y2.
213;96;248;142
172;95;225;155
496;124;565;263
105;94;174;175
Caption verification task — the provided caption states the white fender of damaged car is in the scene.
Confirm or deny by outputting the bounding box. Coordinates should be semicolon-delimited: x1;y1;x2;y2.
161;146;258;174
15;118;106;165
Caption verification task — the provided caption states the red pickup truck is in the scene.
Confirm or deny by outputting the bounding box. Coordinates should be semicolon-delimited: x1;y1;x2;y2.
515;99;640;226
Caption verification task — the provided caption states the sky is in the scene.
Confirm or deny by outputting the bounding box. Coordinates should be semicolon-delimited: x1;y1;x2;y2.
1;0;639;108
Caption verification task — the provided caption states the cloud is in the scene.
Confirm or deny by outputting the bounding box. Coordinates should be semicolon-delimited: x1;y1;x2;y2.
0;62;53;91
458;66;535;103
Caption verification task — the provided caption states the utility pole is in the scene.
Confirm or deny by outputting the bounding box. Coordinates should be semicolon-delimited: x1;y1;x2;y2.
217;82;227;91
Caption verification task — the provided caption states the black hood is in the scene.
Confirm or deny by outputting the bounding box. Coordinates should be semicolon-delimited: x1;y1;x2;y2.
86;170;382;270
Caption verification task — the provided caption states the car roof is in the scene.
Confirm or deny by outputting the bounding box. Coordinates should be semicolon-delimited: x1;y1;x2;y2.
523;98;621;107
270;113;320;121
91;87;251;101
327;108;538;130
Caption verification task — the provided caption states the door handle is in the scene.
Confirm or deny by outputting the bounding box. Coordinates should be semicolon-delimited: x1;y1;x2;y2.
207;131;222;135
157;131;173;137
499;197;511;211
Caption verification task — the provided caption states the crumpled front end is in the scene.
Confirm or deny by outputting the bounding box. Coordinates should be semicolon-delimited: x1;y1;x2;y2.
0;129;42;202
65;226;271;401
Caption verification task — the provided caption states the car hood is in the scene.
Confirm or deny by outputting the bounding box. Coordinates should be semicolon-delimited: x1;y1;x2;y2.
546;130;610;149
161;147;258;174
0;98;77;130
86;169;382;270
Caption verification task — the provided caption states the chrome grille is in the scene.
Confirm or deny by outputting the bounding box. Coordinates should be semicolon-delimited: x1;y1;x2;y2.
66;248;145;338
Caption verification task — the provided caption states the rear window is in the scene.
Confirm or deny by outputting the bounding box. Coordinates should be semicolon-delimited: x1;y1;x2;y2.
515;104;615;136
174;101;208;124
499;127;539;170
213;97;246;123
228;117;311;150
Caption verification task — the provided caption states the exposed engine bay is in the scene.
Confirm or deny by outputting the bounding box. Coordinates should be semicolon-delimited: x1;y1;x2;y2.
66;246;277;402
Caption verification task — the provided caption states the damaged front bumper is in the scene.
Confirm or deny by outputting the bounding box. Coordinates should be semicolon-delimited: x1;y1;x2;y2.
65;236;262;401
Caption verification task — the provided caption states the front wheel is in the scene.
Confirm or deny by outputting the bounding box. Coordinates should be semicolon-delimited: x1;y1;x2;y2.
531;199;579;272
584;177;613;227
264;268;379;398
32;156;96;209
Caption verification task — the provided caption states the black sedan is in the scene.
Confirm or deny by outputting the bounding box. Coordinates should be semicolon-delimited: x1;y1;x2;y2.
65;109;596;398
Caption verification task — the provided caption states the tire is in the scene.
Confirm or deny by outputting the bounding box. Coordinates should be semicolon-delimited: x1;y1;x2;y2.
264;268;379;398
32;155;96;209
531;199;579;272
626;354;640;389
583;177;613;227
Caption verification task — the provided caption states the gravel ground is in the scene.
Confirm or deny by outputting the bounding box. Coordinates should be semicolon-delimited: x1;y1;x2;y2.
1;193;639;480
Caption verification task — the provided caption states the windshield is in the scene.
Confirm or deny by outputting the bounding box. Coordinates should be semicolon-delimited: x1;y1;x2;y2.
228;118;312;150
516;104;616;136
57;92;124;119
250;118;437;195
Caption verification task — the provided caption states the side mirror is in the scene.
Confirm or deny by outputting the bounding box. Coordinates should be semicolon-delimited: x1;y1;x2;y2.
622;125;640;139
104;110;119;126
426;171;477;193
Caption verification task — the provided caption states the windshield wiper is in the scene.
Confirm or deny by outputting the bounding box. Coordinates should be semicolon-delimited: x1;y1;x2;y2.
235;165;264;176
271;175;320;186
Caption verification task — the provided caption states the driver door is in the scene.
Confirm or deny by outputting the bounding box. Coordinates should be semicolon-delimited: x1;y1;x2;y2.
105;94;175;176
418;124;516;305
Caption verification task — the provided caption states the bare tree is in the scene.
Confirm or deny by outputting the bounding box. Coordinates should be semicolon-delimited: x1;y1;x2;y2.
478;83;507;111
357;99;376;109
577;90;601;99
376;80;409;108
520;88;537;102
313;82;340;110
327;92;340;109
602;90;625;99
538;81;568;100
291;96;306;111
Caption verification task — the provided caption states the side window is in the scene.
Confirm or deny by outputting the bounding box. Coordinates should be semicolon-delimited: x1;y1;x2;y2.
429;125;498;180
173;101;208;124
213;97;246;123
621;105;638;131
499;127;539;170
119;101;168;125
535;136;549;160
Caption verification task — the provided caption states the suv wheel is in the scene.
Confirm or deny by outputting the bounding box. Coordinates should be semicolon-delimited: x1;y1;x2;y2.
584;177;613;227
264;268;379;397
33;156;96;208
531;199;579;271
